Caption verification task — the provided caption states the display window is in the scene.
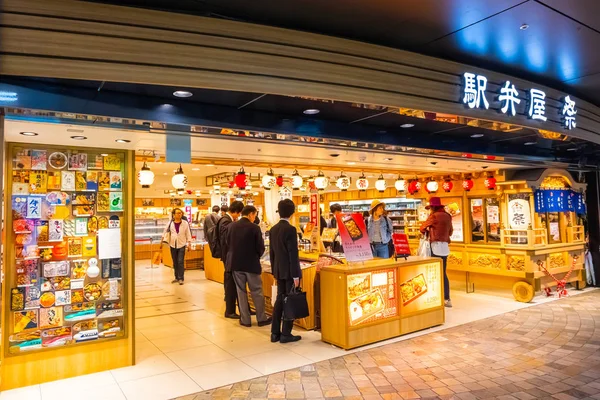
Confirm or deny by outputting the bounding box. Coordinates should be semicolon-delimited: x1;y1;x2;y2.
443;197;464;243
469;197;501;244
538;212;563;244
5;144;128;355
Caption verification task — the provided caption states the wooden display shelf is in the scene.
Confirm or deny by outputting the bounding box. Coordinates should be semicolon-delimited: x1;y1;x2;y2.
320;257;444;350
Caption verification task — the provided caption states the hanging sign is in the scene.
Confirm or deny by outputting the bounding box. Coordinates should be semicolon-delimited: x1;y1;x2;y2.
508;199;531;229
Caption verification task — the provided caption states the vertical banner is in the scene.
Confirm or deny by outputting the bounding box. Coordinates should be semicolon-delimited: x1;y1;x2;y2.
309;191;319;226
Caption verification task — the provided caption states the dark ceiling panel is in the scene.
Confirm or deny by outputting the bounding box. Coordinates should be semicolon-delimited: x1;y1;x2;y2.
538;0;600;32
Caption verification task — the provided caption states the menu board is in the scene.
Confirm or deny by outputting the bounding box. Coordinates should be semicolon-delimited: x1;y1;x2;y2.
398;261;443;315
336;213;373;262
7;146;126;355
444;198;464;242
348;268;397;326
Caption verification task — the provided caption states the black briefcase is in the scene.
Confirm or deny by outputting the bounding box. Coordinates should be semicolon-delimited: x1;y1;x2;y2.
283;287;310;320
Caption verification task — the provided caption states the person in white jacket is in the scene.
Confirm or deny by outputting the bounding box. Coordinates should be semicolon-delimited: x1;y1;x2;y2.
161;208;192;285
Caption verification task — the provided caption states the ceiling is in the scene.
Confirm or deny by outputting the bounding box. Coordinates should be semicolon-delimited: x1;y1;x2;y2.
85;0;600;107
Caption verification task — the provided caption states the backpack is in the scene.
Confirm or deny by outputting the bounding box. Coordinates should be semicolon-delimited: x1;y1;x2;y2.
208;216;224;258
205;214;218;245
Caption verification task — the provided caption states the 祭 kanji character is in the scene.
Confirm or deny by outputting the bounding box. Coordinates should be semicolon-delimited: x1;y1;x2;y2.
528;89;547;121
498;80;521;116
462;72;490;110
562;95;577;130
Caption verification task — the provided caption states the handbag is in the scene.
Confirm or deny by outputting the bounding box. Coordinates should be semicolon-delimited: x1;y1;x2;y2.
283;286;310;320
417;233;432;257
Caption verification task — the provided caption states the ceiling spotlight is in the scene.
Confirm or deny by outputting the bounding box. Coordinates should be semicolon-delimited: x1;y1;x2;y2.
524;142;537;146
471;134;484;138
115;139;130;143
192;168;200;171
173;90;193;98
400;124;414;128
384;157;393;161
346;161;356;165
520;23;529;30
303;109;320;115
206;164;215;167
20;131;38;136
70;136;87;140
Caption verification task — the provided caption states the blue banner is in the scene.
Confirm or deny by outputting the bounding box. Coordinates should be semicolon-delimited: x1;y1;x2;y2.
534;189;586;214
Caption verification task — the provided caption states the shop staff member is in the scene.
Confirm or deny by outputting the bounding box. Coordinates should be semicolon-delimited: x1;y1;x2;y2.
217;201;244;319
420;197;453;308
228;205;272;328
367;200;393;258
270;199;302;344
161;208;192;285
203;205;220;243
328;203;344;253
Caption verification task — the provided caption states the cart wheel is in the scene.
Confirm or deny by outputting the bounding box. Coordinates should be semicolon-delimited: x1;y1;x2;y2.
576;280;587;290
512;281;534;303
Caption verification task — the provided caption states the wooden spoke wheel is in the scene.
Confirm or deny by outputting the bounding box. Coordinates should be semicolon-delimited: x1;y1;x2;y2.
512;281;534;303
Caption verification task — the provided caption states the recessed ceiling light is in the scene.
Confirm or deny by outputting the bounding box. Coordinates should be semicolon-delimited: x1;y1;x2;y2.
163;172;168;175
303;109;320;115
70;136;87;140
346;161;356;165
20;131;38;136
192;168;200;171
100;153;109;156
520;23;529;30
173;90;193;98
400;124;414;128
115;139;131;143
471;134;484;138
384;157;393;161
367;175;374;178
524;142;537;146
567;147;577;152
206;164;215;167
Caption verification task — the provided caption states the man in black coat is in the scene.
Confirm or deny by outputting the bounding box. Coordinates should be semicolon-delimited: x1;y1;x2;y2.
228;205;272;327
217;200;244;319
270;199;302;343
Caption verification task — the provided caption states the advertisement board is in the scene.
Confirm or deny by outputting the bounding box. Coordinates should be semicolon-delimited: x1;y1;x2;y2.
398;261;442;315
347;268;397;326
336;213;373;262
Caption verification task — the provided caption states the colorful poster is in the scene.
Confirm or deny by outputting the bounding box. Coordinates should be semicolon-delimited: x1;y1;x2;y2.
398;261;443;315
86;172;99;191
29;171;48;194
75;172;87;191
109;172;122;190
348;268;397;326
14;153;32;170
61;171;75;191
98;172;110;191
487;205;500;224
68;153;88;171
82;237;97;257
336;213;373;262
31;150;48;170
88;155;104;170
48;219;64;242
109;192;123;211
103;155;121;171
39;307;63;329
97;192;110;212
444;199;464;242
47;172;61;191
12;196;28;220
27;196;43;219
14;310;38;333
55;290;71;306
75;218;88;236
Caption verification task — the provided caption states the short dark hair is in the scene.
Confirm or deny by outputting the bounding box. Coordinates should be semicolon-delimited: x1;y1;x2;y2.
278;199;296;219
229;201;244;214
212;205;220;213
242;205;257;217
221;205;229;213
330;203;342;213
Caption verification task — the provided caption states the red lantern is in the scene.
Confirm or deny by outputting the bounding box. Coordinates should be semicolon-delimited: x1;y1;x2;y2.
462;178;474;191
235;167;247;190
484;176;497;190
228;181;235;189
276;175;284;187
442;179;453;193
408;180;420;195
308;181;316;191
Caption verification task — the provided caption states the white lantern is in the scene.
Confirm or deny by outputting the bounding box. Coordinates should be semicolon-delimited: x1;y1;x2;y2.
291;169;303;190
195;190;201;197
394;175;406;192
262;168;276;190
356;172;369;191
426;180;439;193
375;174;387;192
314;170;329;190
137;161;155;188
336;172;351;191
171;164;188;190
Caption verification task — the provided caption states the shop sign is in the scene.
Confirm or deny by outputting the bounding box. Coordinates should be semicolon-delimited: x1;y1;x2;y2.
309;192;319;226
184;206;193;224
279;186;292;201
336;213;373;263
392;233;411;256
462;72;577;130
508;199;531;229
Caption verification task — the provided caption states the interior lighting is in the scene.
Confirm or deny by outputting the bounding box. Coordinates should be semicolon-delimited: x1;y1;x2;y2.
20;132;38;136
235;167;247;190
394;175;406;192
173;90;193;98
524;142;537;146
291;170;303;190
303;109;320;115
70;136;87;140
462;177;474;191
375;174;387;192
262;168;276;190
443;179;453;192
400;124;414;128
336;172;351;191
520;23;529;30
356;172;369;191
484;174;497;190
137;161;155;188
115;139;130;143
171;164;188;190
471;134;484;138
314;170;329;191
426;179;438;193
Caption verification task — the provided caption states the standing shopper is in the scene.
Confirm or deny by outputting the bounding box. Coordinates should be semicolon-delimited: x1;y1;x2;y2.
270;199;302;343
216;201;244;319
161;208;192;285
228;206;272;327
420;197;453;308
328;203;344;253
367;200;393;258
203;205;220;243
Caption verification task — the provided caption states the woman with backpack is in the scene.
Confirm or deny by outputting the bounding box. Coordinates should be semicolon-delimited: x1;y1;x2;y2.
367;200;394;259
161;208;192;285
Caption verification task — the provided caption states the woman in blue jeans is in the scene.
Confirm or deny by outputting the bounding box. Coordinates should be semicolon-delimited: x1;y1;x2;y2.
367;200;393;258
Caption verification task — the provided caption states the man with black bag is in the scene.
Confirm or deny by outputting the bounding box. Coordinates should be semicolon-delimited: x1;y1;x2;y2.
270;199;302;344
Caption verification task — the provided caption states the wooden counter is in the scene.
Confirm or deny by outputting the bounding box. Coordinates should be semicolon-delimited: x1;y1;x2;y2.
161;243;205;270
320;257;444;350
204;245;224;283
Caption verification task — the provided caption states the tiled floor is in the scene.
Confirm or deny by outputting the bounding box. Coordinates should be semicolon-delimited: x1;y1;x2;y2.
178;290;600;400
1;260;596;400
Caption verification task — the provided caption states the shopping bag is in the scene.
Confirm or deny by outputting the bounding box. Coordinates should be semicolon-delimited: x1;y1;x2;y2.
417;235;431;257
283;287;310;320
271;284;278;307
152;251;162;266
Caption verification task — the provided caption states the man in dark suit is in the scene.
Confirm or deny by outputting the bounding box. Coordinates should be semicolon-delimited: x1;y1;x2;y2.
217;200;244;319
228;205;272;327
270;199;302;343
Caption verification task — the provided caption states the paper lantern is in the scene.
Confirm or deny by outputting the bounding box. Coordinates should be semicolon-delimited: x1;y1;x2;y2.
426;180;438;193
314;170;329;190
276;175;284;187
228;180;235;189
137;161;154;188
171;164;188;190
336;172;351;191
291;170;303;190
262;168;276;190
356;173;369;191
462;178;474;191
375;174;387;192
484;175;497;190
442;179;453;193
394;176;406;192
408;180;421;195
235;167;247;190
